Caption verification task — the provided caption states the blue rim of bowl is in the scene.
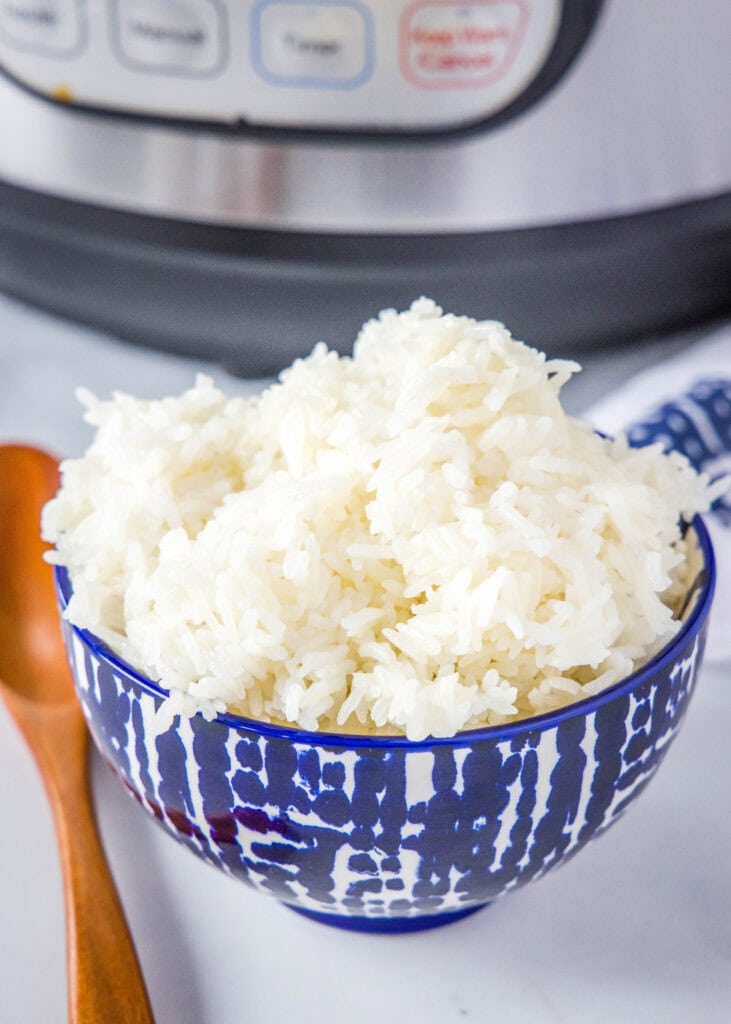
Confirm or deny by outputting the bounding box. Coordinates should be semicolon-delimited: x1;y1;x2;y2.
54;514;716;749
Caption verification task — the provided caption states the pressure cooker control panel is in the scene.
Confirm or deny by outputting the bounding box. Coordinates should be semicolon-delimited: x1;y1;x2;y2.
0;0;563;132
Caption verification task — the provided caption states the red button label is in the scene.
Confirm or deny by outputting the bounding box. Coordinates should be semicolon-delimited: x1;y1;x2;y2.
400;0;530;89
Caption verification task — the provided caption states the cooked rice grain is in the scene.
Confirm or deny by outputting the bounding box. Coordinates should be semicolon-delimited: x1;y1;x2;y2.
42;299;719;739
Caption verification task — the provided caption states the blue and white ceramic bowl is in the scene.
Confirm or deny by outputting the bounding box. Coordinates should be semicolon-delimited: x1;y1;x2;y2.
55;518;715;934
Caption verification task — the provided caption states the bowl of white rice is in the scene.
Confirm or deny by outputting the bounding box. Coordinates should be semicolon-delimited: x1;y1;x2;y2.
45;300;720;931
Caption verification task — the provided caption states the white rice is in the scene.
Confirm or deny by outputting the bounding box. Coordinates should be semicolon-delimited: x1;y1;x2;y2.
42;299;721;740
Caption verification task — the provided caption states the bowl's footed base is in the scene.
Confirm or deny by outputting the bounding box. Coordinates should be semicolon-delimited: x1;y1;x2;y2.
283;902;489;933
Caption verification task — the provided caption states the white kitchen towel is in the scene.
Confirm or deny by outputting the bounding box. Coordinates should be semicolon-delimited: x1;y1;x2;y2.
587;324;731;663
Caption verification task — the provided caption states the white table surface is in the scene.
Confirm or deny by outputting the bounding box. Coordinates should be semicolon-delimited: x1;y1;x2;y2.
1;292;729;1024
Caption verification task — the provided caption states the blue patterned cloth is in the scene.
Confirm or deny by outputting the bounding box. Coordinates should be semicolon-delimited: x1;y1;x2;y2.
589;356;731;663
626;378;731;528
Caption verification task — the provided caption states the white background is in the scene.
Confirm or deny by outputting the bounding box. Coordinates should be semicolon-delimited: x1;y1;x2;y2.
0;292;729;1023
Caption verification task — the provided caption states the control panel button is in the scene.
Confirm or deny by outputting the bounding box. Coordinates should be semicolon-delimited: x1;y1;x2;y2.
252;1;373;88
400;0;529;89
113;0;224;75
0;0;82;55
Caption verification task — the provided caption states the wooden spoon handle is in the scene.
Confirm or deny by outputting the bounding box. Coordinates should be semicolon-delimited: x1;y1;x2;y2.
21;702;155;1024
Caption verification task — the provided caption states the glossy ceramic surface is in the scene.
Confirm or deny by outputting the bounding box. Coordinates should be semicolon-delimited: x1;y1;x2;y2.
55;518;715;932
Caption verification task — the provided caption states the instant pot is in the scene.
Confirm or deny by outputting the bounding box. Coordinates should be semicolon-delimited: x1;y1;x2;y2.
0;0;729;373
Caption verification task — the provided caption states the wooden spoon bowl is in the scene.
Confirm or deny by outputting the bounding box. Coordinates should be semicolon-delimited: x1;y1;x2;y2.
0;444;154;1024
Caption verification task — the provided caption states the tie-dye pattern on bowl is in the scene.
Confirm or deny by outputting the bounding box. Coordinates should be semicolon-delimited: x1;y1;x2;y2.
54;516;715;934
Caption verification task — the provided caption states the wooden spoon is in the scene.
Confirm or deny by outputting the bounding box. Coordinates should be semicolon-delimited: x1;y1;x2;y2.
0;445;155;1024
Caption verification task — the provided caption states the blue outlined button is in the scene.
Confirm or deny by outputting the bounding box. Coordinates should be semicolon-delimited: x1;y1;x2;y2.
251;1;374;89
